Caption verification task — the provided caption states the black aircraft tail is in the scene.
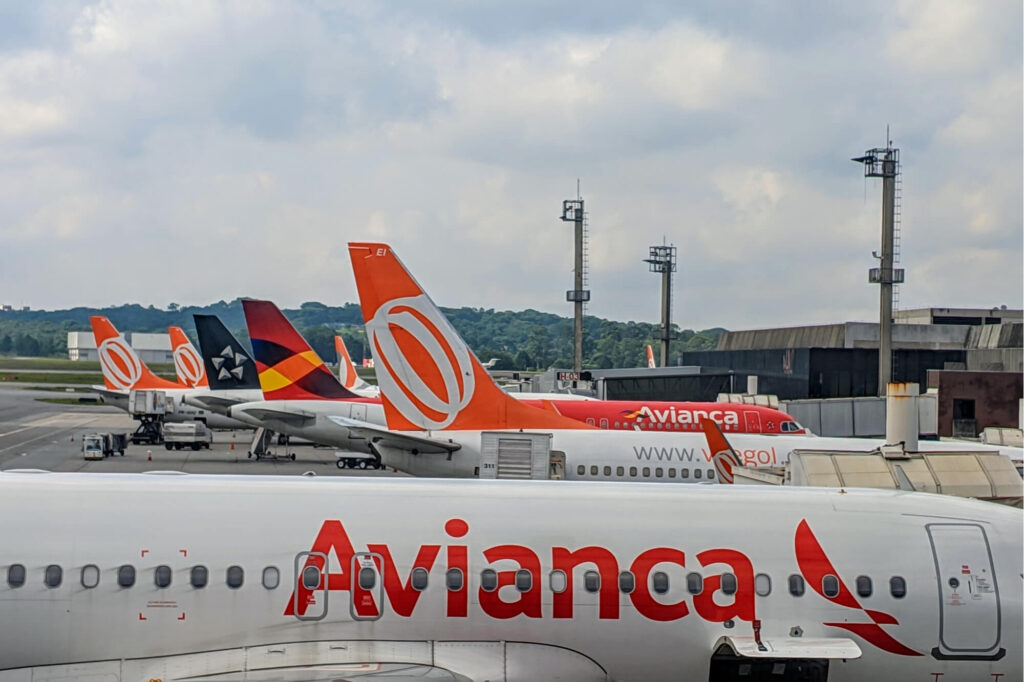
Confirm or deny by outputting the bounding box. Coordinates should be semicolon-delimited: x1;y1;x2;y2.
193;314;262;391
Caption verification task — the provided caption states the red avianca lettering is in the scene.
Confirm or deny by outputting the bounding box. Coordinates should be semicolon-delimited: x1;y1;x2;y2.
285;517;918;657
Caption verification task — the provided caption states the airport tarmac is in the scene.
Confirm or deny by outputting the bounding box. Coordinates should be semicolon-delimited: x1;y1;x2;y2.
0;386;401;476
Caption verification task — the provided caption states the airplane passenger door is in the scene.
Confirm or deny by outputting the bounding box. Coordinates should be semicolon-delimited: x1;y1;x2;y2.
292;551;329;621
350;552;383;620
743;411;761;433
926;523;1003;659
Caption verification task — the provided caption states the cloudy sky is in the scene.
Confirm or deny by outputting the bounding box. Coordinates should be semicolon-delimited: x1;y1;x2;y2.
1;1;1020;330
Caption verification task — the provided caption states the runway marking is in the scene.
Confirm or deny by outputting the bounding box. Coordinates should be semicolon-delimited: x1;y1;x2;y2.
0;426;35;438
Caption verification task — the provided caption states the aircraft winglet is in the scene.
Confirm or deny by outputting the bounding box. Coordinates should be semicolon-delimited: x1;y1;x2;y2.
699;417;743;485
347;242;594;432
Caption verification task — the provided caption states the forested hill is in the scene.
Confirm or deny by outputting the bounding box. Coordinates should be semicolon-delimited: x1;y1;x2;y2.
0;300;724;370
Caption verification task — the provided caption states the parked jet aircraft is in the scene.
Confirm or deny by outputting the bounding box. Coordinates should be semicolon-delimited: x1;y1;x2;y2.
89;316;254;430
328;242;1023;482
169;326;209;389
0;471;1019;681
180;314;264;415
336;334;380;398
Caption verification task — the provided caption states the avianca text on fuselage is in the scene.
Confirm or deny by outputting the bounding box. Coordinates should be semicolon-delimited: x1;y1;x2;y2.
287;517;918;657
628;406;740;427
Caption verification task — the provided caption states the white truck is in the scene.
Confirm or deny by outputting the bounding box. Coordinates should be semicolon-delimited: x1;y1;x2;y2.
162;422;212;451
82;433;127;460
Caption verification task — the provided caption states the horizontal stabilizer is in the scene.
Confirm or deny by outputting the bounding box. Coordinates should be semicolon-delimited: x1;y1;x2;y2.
328;415;461;454
236;406;317;426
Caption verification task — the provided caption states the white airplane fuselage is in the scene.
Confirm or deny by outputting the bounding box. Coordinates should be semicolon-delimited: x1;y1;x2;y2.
227;399;1022;481
0;473;1020;681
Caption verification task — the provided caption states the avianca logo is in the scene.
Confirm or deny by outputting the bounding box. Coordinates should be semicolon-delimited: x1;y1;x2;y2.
285;517;919;656
173;344;205;388
98;337;143;390
366;294;475;430
624;406;740;427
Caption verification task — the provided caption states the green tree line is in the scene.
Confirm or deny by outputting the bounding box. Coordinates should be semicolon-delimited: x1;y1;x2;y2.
0;301;723;370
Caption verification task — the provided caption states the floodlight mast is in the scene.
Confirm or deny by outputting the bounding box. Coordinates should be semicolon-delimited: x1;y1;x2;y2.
853;141;904;396
561;193;589;373
644;244;677;367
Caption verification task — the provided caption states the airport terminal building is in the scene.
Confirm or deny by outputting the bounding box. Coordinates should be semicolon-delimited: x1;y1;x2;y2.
67;331;174;363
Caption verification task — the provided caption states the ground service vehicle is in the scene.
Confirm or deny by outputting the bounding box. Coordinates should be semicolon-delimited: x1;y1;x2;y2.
162;421;213;451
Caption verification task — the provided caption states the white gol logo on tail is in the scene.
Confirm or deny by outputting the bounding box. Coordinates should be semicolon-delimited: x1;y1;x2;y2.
711;448;742;484
98;337;143;390
173;344;204;387
367;294;475;429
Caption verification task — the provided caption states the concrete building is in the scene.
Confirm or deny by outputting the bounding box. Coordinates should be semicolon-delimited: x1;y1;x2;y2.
684;309;1021;400
67;331;173;363
926;370;1023;437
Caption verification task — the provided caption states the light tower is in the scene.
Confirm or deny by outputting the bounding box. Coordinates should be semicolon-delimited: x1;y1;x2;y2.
853;141;904;396
561;193;589;373
644;244;677;367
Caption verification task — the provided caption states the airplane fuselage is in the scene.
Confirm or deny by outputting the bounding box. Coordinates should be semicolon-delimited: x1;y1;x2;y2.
0;473;1019;681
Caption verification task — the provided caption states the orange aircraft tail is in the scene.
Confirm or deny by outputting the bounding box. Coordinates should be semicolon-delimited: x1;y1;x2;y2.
89;316;185;391
169;326;208;388
334;335;373;392
347;242;592;432
646;344;656;369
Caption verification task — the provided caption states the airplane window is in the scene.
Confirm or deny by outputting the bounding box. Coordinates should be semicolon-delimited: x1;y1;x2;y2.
590;465;598;476
81;564;100;589
668;468;676;478
616;466;624;476
584;570;600;593
681;468;689;479
481;569;498;592
618;571;635;594
614;422;620;428
629;467;638;477
603;466;611;476
642;467;650;477
515;569;532;592
118;564;136;588
788;574;805;596
721;573;737;595
44;564;63;588
262;566;280;590
822;575;839;598
577;465;585;476
755;573;771;596
600;419;608;429
446;568;464;591
652;571;669;594
686;572;703;595
856;575;872;598
154;565;172;589
358;567;376;590
411;567;429;591
190;565;208;589
301;566;319;590
890;576;907;599
226;565;244;589
7;563;26;588
707;469;715;479
655;467;663;477
694;469;702;479
550;570;567;593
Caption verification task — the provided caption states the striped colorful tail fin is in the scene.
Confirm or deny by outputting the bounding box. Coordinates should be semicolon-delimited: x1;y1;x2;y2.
89;316;185;391
347;242;592;431
168;326;208;388
241;300;360;401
